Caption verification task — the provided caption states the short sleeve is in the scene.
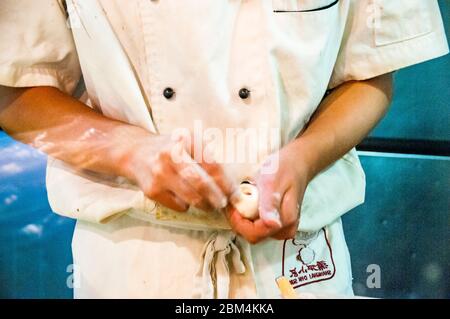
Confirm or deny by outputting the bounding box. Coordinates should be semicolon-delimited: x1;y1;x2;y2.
0;0;81;94
329;0;449;88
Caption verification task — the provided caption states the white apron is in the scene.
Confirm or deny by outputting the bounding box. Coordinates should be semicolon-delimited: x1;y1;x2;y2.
49;0;362;298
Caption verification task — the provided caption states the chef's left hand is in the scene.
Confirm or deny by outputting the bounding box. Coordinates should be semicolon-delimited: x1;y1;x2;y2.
226;141;314;244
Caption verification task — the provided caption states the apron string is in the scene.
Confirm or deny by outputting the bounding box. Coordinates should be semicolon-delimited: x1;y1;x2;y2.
193;231;249;299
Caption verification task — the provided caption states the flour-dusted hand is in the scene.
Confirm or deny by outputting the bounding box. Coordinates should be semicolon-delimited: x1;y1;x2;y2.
118;132;236;213
226;142;312;243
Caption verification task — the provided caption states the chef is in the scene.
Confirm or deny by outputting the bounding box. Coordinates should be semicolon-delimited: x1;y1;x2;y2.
0;0;448;298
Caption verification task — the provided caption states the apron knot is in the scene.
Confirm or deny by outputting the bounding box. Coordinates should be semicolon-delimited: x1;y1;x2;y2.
193;231;247;298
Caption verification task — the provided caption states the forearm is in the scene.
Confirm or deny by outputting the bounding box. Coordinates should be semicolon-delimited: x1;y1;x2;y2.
0;86;233;211
0;86;148;178
293;73;393;180
228;74;394;242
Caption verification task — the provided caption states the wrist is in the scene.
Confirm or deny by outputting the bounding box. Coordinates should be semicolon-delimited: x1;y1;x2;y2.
290;137;321;183
108;125;153;182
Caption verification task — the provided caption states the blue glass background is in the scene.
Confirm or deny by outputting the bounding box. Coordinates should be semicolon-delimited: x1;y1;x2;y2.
0;0;448;299
370;0;450;142
0;136;75;298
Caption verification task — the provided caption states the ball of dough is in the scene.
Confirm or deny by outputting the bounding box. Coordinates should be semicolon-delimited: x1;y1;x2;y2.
233;182;259;220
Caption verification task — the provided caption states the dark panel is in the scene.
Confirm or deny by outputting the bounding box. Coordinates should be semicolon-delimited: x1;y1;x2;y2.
369;0;450;141
358;137;450;157
343;153;450;299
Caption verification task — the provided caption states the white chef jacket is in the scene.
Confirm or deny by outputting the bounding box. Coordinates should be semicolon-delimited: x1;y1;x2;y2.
0;0;448;298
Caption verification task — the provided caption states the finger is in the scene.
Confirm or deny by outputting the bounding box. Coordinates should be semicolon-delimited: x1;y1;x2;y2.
163;164;213;211
256;169;283;228
226;207;280;244
200;161;238;198
174;151;227;209
272;187;301;240
272;222;299;240
279;186;300;226
153;190;189;212
200;144;238;197
168;179;213;212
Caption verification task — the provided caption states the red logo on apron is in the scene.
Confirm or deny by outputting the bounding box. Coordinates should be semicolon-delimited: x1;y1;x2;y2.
281;228;336;288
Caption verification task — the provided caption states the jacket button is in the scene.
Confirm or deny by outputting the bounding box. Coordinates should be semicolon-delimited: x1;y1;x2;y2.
239;88;250;100
163;87;175;99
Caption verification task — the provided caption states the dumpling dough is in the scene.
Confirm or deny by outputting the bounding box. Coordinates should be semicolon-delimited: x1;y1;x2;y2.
233;182;259;220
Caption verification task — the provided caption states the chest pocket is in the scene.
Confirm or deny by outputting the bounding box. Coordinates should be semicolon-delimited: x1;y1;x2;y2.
373;0;433;46
272;0;339;12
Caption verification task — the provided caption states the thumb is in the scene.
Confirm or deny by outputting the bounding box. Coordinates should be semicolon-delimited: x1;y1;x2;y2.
257;172;283;229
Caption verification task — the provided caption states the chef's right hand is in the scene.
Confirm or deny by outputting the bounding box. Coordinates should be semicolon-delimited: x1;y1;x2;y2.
120;134;235;212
